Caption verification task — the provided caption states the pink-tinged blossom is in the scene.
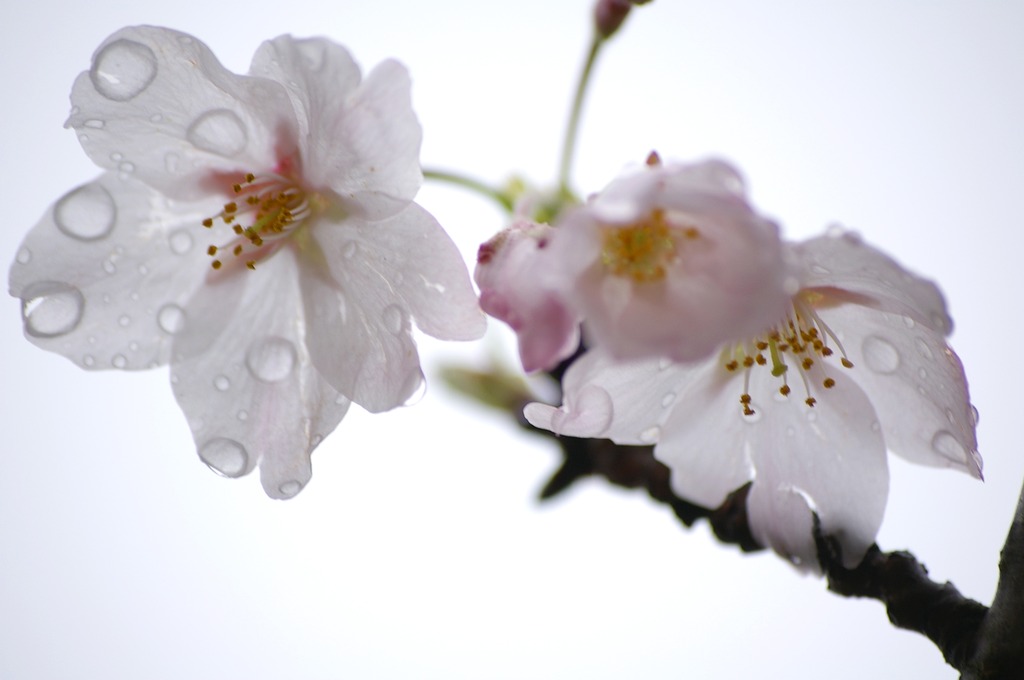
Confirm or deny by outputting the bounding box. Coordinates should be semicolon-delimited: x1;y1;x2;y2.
475;219;580;372
10;27;485;498
545;159;791;363
526;229;980;569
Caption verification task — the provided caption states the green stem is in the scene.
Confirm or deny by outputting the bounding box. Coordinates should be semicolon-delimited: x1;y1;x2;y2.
423;168;514;212
558;33;605;196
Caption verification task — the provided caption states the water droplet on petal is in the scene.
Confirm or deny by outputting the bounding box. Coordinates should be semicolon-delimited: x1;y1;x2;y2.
402;371;427;406
660;392;676;408
84;119;105;129
945;408;956;425
90;39;158;101
83;354;95;367
119;161;135;174
915;338;934;360
382;304;404;335
103;260;117;275
970;405;980;426
187;109;248;157
639;426;660;443
110;152;123;162
21;281;85;338
246;336;296;382
15;248;31;265
931;430;967;464
129;341;139;351
930;311;951;334
157;303;186;335
826;224;845;238
918;367;927;380
658;358;673;371
805;410;817;423
342;241;357;259
118;314;131;327
199;438;249;478
112;354;127;368
54;183;116;241
169;229;193;255
902;316;915;329
149;113;163;123
237;410;248;421
278;480;303;498
213;375;231;391
810;264;829;275
862;336;900;374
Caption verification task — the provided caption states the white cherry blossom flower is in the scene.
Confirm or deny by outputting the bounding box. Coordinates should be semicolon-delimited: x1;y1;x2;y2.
525;229;980;569
543;158;791;363
10;27;485;499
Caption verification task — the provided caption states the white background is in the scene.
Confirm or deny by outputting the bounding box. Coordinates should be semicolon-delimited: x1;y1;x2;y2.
3;1;1023;678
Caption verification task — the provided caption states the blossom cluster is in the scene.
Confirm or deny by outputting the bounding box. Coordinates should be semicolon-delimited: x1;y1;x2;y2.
480;157;981;569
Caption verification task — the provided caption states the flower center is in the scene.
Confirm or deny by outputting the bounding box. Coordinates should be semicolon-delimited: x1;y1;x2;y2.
721;292;855;415
600;209;699;283
201;172;314;271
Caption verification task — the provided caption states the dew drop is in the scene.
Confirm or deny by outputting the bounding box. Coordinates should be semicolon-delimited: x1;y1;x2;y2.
970;405;980;426
931;431;967;464
660;392;676;408
826;224;845;238
278;480;303;498
902;316;915;329
342;241;358;259
119;161;135;174
213;374;231;391
810;264;830;275
187;109;248;157
21;281;85;338
929;311;951;334
117;314;130;327
785;426;795;437
137;264;149;275
806;410;818;423
157;303;186;335
90;39;157;101
84;119;105;129
237;410;248;422
54;183;116;241
129;341;139;351
169;229;193;255
915;338;934;360
83;354;95;367
112;354;127;368
15;248;31;265
862;336;900;374
103;260;117;275
946;408;956;425
918;367;927;380
246;336;296;382
639;426;661;443
199;438;249;478
149;113;163;123
382;304;404;335
402;372;427;406
110;152;123;162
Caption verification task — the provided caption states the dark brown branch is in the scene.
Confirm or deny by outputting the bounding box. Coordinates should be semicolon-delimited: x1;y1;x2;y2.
521;419;992;673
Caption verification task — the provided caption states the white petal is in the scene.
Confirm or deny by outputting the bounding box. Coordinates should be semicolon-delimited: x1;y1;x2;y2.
793;233;953;334
67;26;295;200
823;303;981;477
9;172;220;370
310;59;423;219
170;248;350;499
315;204;485;341
299;224;424;413
524;350;689;442
745;366;889;569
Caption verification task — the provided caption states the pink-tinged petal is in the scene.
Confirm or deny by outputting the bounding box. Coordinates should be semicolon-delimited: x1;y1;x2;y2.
744;366;889;570
524;350;688;442
476;221;579;372
313;59;423;219
793;231;953;334
9;172;221;370
317;204;485;342
821;303;981;477
171;248;350;499
248;36;362;145
298;230;423;414
67;26;295;200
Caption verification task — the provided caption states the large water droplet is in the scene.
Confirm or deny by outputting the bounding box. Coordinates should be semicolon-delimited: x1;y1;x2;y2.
862;336;900;374
199;438;249;478
54;183;116;241
157;303;186;335
112;354;127;368
639;426;660;443
168;229;193;255
21;281;85;338
382;304;405;335
90;39;158;102
187;109;248;156
931;431;967;464
213;375;231;391
278;480;303;498
246;336;296;382
83;354;96;367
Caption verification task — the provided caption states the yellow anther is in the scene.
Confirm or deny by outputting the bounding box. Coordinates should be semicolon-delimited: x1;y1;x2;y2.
801;357;814;370
207;245;217;256
806;397;817;407
779;385;791;397
740;394;752;405
755;354;767;365
246;261;256;270
743;356;755;367
823;378;836;389
725;360;739;371
841;358;854;368
233;245;243;256
212;260;222;270
202;218;214;228
224;202;237;213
